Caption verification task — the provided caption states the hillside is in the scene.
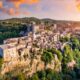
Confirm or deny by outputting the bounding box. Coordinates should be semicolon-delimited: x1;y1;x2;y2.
0;17;80;44
1;17;80;24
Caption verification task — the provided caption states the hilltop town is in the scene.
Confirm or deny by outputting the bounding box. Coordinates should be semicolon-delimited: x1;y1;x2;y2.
0;18;80;80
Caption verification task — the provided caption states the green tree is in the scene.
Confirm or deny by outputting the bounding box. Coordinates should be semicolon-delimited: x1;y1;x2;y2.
63;44;73;63
0;58;3;69
73;48;80;68
62;44;74;73
63;74;73;80
71;37;80;49
41;50;54;66
60;36;69;43
37;70;46;80
17;73;25;80
52;48;63;62
31;73;39;80
46;69;62;80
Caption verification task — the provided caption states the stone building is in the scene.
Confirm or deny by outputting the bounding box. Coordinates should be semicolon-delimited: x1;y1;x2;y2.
0;22;68;75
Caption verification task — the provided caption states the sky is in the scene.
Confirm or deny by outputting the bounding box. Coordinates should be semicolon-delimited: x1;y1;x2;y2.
0;0;80;21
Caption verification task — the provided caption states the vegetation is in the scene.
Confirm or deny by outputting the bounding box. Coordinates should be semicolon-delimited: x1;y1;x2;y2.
1;18;80;80
1;36;80;80
30;36;80;80
41;50;54;65
0;17;41;44
0;23;23;44
0;58;3;69
30;69;62;80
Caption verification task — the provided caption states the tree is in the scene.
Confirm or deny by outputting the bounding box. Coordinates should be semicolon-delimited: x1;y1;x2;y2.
63;44;73;63
73;48;80;68
17;73;25;80
63;74;73;80
31;73;39;80
46;69;62;80
0;58;3;69
62;45;74;73
41;50;54;66
46;69;54;80
60;36;69;43
52;48;63;62
37;70;46;80
71;37;80;49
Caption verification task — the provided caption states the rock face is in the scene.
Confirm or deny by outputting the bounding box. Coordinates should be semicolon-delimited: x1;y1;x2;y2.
0;35;61;76
0;36;30;74
0;23;67;76
1;42;61;76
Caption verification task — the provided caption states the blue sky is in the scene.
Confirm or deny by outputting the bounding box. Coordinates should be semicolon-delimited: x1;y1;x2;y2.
0;0;80;21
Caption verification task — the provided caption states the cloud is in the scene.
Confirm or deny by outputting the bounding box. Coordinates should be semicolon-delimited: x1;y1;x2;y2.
23;11;30;15
8;8;15;15
6;0;40;8
0;1;3;9
76;4;80;11
8;8;21;15
0;7;15;15
75;0;80;11
0;0;39;15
